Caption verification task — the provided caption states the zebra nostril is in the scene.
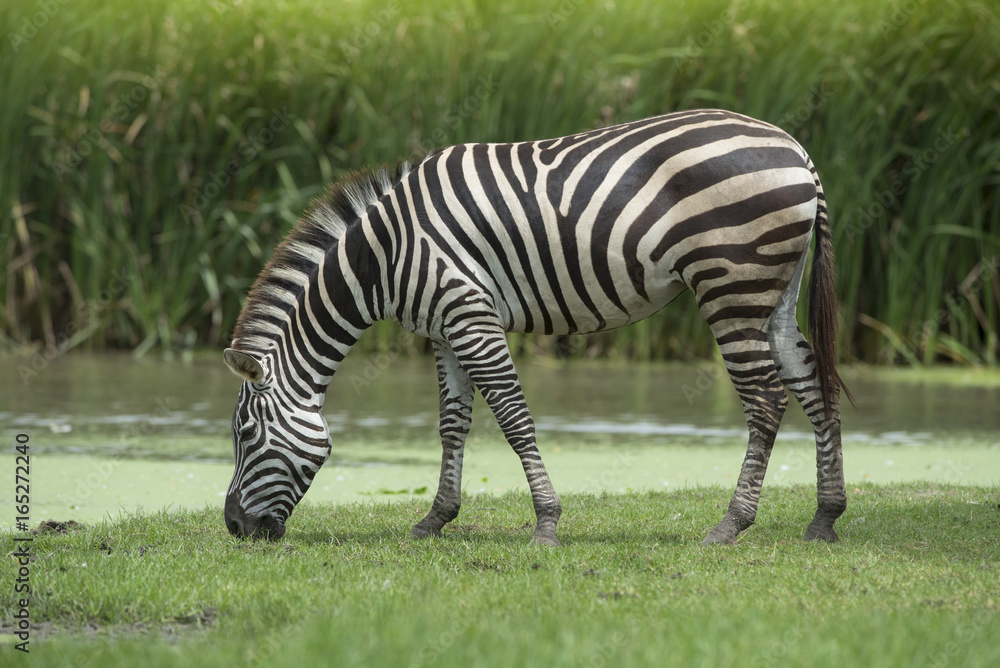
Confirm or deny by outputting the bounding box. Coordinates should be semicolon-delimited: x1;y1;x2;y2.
225;491;249;537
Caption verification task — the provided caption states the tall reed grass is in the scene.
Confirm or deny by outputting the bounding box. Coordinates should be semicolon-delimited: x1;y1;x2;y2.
1;0;998;364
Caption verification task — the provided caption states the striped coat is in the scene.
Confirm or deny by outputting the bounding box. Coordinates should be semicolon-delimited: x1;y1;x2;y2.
223;109;849;546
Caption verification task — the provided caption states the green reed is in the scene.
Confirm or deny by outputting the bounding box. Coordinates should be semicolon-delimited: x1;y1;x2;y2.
1;0;998;364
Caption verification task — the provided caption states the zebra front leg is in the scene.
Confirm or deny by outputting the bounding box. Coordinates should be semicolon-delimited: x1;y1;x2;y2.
412;342;475;538
451;328;561;546
702;347;788;545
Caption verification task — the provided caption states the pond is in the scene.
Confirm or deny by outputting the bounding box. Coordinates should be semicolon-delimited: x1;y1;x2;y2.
1;349;998;528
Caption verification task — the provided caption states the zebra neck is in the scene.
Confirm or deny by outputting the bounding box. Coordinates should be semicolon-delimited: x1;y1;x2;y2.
270;222;384;407
322;219;385;330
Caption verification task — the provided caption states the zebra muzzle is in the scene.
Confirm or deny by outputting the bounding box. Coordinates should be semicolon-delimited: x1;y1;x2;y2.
225;493;286;540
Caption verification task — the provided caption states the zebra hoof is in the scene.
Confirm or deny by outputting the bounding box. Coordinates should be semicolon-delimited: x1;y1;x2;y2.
530;532;560;547
701;521;739;545
410;524;443;539
803;522;839;543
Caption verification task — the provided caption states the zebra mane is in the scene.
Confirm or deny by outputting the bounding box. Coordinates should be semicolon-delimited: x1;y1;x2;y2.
231;161;411;351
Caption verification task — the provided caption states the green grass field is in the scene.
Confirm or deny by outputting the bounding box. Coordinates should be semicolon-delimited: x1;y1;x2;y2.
3;483;998;666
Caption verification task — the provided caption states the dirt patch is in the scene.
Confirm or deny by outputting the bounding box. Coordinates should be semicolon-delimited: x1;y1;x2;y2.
173;607;218;627
33;520;85;534
466;560;502;573
599;590;638;600
0;614;218;643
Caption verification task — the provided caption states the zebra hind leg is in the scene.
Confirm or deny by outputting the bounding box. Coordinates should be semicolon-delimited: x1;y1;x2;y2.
702;327;789;545
411;342;474;539
768;305;845;542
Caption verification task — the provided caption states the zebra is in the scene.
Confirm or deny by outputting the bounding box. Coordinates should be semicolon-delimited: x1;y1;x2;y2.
222;108;852;546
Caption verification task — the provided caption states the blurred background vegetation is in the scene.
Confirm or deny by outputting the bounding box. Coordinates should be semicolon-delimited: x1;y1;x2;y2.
1;0;998;364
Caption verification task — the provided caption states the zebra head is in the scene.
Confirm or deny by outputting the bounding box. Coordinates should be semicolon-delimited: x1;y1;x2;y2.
222;348;332;540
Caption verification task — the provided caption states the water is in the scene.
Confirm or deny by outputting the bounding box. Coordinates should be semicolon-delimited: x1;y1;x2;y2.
1;351;998;526
5;352;1000;448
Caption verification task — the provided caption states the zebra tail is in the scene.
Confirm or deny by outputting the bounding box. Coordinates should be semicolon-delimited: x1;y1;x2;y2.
807;163;856;417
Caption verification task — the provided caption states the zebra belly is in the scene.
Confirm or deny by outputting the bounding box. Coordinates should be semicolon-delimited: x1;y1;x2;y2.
497;263;688;335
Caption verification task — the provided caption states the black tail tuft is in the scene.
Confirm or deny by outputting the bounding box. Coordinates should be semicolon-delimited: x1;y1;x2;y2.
807;165;855;417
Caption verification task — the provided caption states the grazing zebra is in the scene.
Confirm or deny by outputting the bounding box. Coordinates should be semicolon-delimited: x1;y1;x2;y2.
223;108;851;546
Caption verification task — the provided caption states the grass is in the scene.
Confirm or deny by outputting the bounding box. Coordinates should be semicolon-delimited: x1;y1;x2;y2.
1;0;999;364
2;483;999;666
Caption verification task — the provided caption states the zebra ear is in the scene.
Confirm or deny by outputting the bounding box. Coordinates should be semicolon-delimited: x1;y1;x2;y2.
223;348;265;384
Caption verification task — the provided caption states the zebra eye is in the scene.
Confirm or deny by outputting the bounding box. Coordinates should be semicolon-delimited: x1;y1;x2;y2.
239;423;259;441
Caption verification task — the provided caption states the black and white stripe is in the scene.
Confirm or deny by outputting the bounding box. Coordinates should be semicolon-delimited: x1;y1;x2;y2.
223;109;849;545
